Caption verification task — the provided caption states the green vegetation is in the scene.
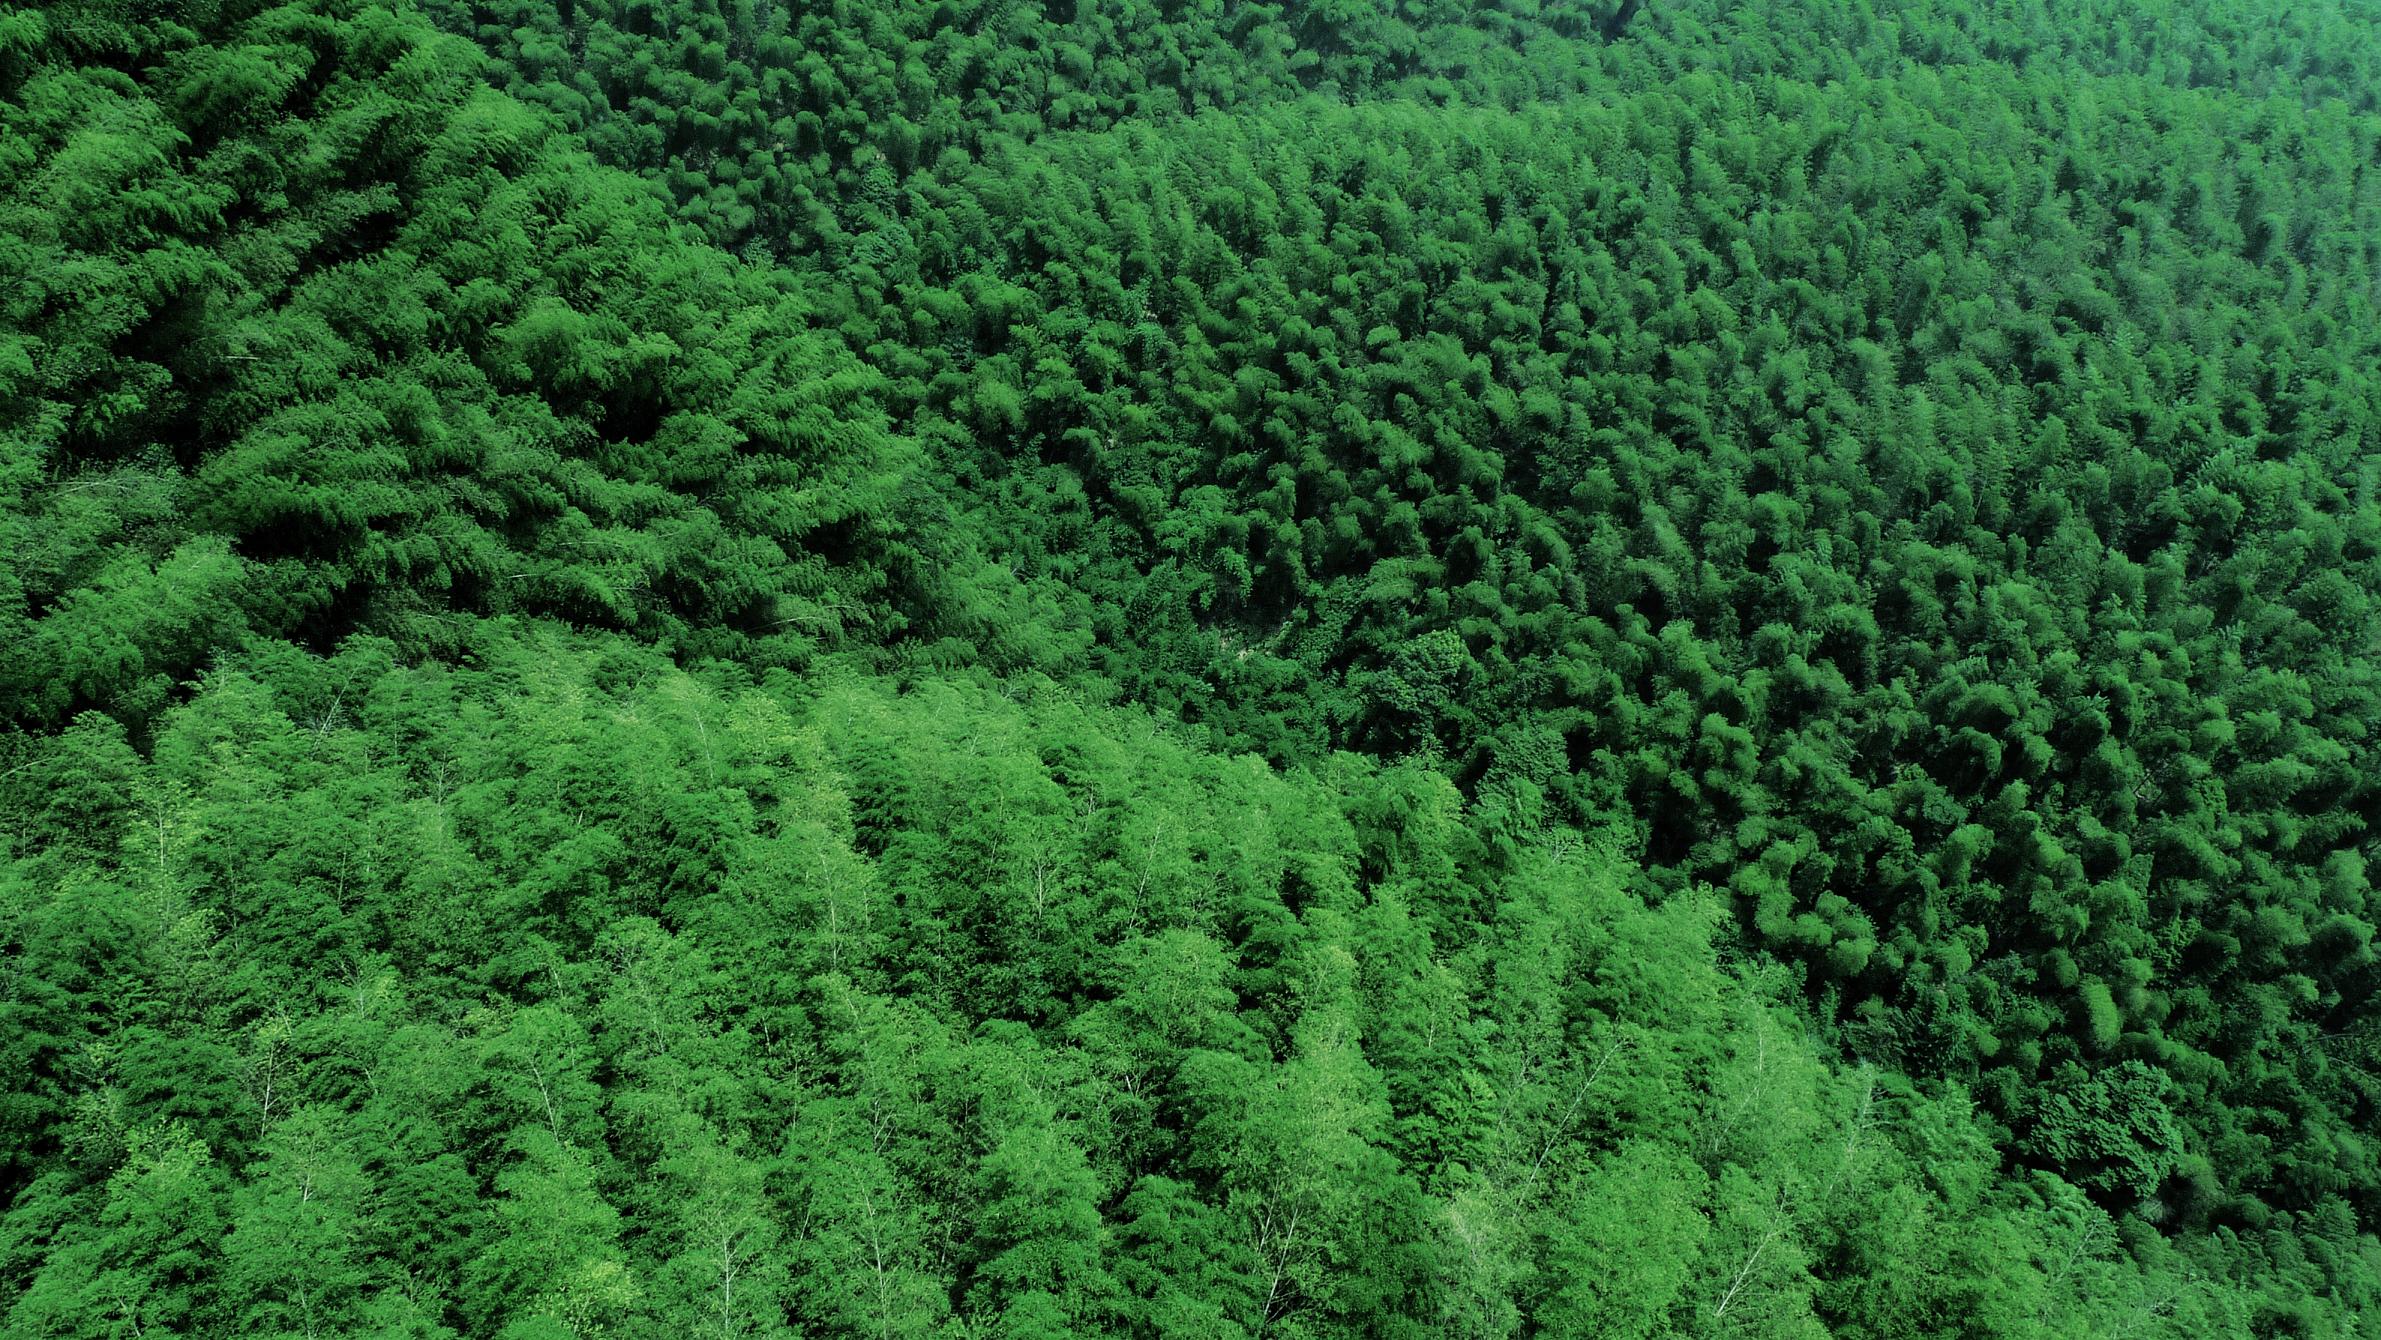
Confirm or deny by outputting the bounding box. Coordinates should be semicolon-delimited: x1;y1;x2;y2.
4;0;2378;1334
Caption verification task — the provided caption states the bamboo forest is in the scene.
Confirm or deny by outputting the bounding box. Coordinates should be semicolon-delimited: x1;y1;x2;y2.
5;0;2381;1334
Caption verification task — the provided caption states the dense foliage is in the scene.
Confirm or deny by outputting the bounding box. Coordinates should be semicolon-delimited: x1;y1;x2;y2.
432;0;2381;1238
4;0;2379;1334
5;630;2366;1336
0;0;1078;724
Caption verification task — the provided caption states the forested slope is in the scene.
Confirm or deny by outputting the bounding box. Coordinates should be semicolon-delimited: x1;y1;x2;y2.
3;629;2359;1336
0;0;1076;725
424;0;2381;1235
4;0;2379;1334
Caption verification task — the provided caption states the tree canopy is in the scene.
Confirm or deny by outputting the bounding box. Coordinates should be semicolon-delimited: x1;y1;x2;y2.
4;0;2378;1333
